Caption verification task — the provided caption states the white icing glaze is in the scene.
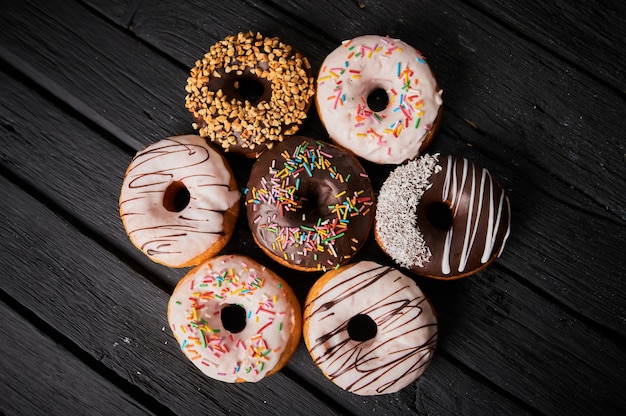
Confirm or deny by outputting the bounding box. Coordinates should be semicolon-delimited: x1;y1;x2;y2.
316;35;443;164
119;135;240;267
168;255;298;383
304;261;438;395
375;154;439;268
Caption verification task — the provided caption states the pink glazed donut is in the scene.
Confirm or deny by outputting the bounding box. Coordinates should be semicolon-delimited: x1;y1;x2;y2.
316;35;443;164
303;261;438;395
119;135;240;268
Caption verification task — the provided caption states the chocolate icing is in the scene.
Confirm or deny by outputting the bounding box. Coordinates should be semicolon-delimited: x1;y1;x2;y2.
245;137;375;271
415;155;511;278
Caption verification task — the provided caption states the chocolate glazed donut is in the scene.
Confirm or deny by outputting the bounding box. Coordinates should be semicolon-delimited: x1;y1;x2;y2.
185;32;316;157
245;137;375;272
375;154;511;279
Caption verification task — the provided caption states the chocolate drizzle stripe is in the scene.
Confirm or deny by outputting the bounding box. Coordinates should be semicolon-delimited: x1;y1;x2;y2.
119;136;240;266
305;264;390;313
128;224;224;235
305;262;437;394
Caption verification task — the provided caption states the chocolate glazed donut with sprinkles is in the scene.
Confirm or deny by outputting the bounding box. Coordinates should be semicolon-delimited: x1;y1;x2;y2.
245;137;375;272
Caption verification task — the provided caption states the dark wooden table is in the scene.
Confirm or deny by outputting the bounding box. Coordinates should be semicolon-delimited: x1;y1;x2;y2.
1;0;625;415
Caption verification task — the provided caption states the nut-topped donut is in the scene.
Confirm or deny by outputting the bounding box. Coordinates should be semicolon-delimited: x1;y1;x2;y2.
316;35;443;164
375;154;511;279
245;137;375;272
119;135;240;268
168;255;302;382
303;261;438;395
185;32;316;157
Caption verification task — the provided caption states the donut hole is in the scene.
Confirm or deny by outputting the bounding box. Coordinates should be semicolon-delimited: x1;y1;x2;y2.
427;201;454;230
288;185;330;221
235;76;266;104
163;181;190;212
299;192;320;217
220;304;247;334
366;88;389;112
347;314;377;342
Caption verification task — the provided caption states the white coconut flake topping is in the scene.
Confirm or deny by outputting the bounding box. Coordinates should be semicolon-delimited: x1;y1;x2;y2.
375;154;440;268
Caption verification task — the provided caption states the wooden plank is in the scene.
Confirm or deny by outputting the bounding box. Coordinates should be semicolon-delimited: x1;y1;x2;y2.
0;0;188;152
0;174;343;416
0;68;186;289
458;0;626;91
1;0;625;414
0;301;156;416
426;266;626;415
81;0;142;27
128;0;626;328
416;353;535;416
0;52;533;416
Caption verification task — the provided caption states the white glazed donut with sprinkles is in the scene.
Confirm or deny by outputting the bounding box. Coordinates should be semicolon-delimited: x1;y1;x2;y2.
168;254;302;382
316;35;443;164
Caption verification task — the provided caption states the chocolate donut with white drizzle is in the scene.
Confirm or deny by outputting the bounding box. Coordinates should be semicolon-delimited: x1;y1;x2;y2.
375;154;511;279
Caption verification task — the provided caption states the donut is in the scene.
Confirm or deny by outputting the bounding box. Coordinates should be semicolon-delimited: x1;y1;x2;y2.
375;154;511;279
244;136;375;272
119;135;240;268
303;261;438;395
168;254;302;382
316;35;443;164
185;31;316;157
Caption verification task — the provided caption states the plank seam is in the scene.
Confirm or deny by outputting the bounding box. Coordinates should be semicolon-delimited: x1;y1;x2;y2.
0;47;146;152
457;0;625;96
499;262;626;343
0;289;177;416
437;349;545;416
441;108;626;223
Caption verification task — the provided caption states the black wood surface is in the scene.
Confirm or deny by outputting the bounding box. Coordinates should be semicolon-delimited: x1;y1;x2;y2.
1;0;625;415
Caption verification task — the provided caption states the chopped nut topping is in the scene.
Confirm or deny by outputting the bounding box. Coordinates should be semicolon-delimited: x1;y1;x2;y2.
185;32;315;152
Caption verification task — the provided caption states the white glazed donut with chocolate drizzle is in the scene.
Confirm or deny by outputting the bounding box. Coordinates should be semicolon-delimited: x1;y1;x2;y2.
168;255;302;382
375;154;511;279
303;261;438;395
119;135;240;268
316;35;443;164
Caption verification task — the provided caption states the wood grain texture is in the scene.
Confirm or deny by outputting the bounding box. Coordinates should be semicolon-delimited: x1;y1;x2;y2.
0;52;532;416
0;0;189;151
0;73;186;290
81;0;142;27
1;0;625;414
0;301;155;416
0;173;343;416
458;0;626;91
